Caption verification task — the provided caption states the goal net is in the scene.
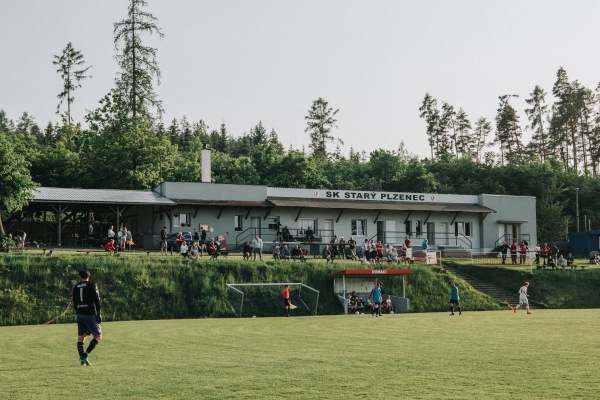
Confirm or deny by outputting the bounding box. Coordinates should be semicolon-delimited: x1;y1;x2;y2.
226;283;319;318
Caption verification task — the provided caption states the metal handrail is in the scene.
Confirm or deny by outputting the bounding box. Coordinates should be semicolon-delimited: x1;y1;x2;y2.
494;234;532;248
369;231;473;249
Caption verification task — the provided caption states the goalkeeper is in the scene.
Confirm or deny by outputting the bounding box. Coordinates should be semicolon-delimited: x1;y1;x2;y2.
282;285;291;317
72;270;103;366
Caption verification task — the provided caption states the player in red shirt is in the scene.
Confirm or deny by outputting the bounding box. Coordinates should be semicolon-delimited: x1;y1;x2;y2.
282;285;290;317
510;240;518;265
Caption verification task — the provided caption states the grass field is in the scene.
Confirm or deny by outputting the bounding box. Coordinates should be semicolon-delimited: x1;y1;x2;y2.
1;310;598;399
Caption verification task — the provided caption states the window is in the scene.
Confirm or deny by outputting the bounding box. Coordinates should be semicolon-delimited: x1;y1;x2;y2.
415;221;422;237
351;219;367;236
455;222;472;237
234;215;243;231
267;217;279;230
176;213;191;227
405;221;412;236
298;218;316;235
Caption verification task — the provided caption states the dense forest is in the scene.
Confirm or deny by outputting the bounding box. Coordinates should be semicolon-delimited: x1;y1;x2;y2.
2;0;600;243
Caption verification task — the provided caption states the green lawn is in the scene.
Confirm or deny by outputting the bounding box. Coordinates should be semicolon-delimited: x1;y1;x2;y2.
1;310;598;399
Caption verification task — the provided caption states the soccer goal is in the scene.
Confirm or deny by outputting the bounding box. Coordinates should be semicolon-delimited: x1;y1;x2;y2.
226;283;319;318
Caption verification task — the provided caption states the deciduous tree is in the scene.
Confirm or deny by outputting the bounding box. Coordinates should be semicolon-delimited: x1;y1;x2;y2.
0;133;36;236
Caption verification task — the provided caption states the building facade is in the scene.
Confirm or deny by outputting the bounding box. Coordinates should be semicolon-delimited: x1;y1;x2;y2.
151;182;537;253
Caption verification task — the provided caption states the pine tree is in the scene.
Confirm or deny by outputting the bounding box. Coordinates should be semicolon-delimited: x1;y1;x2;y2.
441;102;457;157
53;42;91;125
495;95;523;164
525;85;549;163
472;117;492;162
305;98;341;159
419;93;440;159
113;0;164;118
454;108;472;157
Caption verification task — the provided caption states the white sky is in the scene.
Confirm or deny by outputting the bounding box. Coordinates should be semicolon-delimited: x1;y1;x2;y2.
2;0;600;158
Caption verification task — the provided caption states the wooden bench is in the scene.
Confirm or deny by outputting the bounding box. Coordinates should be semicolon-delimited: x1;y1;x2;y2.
77;250;112;255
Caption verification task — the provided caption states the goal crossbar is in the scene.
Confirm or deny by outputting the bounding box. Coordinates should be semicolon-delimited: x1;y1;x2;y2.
226;282;319;318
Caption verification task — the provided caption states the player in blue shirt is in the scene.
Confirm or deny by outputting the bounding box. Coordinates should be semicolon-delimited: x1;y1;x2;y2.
370;282;383;317
449;282;462;316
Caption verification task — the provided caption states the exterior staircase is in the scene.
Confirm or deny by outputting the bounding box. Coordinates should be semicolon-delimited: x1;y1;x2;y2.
444;266;520;308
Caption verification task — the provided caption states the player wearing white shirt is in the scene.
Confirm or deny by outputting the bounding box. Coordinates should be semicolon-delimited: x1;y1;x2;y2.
513;282;532;314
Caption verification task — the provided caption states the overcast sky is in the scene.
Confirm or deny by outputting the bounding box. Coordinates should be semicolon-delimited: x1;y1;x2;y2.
2;0;600;158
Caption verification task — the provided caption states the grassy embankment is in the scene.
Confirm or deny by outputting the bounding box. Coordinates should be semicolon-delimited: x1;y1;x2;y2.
0;252;501;325
446;261;600;308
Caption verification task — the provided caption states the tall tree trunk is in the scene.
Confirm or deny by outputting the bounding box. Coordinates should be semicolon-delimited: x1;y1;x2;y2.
131;7;136;117
0;205;5;237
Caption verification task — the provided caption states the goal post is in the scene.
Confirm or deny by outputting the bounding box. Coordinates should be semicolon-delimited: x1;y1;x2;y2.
226;282;319;318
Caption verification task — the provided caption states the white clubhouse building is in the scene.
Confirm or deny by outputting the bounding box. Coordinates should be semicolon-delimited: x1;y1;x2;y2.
146;182;537;253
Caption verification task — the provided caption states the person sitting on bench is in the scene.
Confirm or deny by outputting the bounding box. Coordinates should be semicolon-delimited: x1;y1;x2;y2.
566;253;579;269
273;245;281;260
206;240;219;258
290;245;305;262
346;295;357;313
280;245;291;261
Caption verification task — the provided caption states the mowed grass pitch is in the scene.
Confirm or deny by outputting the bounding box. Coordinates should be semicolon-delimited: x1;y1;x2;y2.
1;310;598;400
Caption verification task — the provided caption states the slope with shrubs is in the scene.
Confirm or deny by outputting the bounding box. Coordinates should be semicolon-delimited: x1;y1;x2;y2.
2;254;500;325
447;262;600;308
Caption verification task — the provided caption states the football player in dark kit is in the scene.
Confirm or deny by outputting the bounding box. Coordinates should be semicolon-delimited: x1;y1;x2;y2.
73;270;103;366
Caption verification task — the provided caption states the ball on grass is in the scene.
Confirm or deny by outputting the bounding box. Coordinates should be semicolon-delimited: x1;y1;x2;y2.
390;311;394;314
252;315;256;318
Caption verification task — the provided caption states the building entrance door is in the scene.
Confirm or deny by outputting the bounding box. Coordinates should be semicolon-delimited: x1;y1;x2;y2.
439;222;449;245
377;221;385;243
322;219;333;244
251;217;261;236
427;222;435;245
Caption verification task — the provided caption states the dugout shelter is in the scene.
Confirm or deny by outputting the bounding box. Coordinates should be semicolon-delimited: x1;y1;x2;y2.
330;269;414;314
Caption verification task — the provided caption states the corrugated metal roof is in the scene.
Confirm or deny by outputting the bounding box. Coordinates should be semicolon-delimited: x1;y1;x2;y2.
32;187;176;205
267;197;495;213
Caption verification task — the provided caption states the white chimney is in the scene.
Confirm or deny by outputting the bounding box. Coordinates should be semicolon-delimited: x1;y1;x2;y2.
201;144;211;183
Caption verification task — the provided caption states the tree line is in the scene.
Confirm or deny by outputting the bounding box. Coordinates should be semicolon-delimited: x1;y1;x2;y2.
1;0;600;243
420;68;600;174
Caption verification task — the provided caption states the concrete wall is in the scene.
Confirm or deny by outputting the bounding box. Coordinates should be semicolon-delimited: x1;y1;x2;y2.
480;194;537;252
156;182;267;202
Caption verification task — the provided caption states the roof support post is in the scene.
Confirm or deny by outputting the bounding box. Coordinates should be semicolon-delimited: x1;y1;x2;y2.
423;212;432;225
373;210;382;224
244;207;251;220
51;204;69;246
403;211;412;224
450;212;459;226
336;209;344;223
479;213;489;226
217;207;224;220
294;207;303;222
263;208;272;220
